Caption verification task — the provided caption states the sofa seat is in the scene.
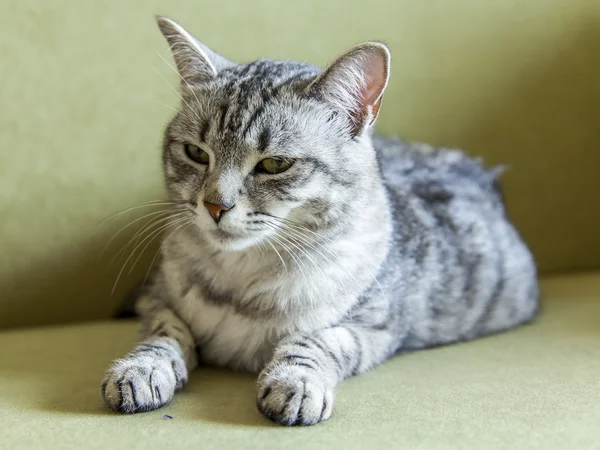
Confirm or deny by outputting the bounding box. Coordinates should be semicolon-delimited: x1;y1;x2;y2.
1;273;598;450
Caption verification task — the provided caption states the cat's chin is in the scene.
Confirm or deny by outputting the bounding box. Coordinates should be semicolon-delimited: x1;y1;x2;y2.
205;229;260;252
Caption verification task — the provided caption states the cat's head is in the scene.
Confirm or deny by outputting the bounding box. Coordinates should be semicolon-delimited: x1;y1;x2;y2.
157;17;391;251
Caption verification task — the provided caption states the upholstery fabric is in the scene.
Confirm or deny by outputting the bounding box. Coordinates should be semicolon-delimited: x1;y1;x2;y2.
0;273;598;449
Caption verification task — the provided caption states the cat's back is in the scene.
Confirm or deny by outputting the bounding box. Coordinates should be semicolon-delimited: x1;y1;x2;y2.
374;136;503;207
372;136;538;345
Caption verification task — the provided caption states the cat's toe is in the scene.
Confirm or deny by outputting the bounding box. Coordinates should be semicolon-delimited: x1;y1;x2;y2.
256;364;334;426
101;356;179;413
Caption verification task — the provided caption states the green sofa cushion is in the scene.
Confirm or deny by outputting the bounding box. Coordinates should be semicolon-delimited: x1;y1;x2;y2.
1;273;598;449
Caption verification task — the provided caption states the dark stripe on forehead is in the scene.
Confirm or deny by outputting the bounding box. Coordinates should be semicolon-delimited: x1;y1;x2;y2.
209;61;321;144
199;119;210;143
265;76;298;100
257;128;271;152
226;84;255;133
273;70;319;95
227;72;274;134
218;102;229;134
239;81;282;138
241;104;265;138
263;77;286;98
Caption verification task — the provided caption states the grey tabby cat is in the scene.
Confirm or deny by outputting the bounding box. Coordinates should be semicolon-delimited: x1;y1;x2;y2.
101;16;539;426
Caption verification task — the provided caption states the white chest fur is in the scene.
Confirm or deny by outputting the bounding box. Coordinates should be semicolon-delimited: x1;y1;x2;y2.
162;253;341;372
185;293;279;372
162;211;391;372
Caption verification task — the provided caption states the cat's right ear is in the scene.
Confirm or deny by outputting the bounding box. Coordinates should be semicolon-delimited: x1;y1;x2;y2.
156;16;235;86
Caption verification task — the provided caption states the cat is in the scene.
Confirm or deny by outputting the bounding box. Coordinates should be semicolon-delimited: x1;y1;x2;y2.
101;16;539;426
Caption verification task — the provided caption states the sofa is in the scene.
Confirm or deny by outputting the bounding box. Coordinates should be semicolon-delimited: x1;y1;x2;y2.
1;0;599;448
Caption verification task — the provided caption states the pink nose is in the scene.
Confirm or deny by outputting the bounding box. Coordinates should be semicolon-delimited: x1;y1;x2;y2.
203;201;231;223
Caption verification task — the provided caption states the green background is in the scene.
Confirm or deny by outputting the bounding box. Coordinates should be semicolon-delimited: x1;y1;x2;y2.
1;0;599;328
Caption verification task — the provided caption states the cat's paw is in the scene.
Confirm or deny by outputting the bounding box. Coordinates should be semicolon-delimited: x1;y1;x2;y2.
101;348;187;413
256;363;334;426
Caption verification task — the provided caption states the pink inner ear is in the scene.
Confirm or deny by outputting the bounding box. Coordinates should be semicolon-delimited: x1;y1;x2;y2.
360;52;387;107
308;44;389;135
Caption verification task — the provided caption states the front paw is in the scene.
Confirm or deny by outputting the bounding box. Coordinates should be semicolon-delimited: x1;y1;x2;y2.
256;363;334;426
101;347;187;413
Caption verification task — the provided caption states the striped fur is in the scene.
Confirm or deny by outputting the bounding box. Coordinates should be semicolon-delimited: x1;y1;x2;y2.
102;17;538;425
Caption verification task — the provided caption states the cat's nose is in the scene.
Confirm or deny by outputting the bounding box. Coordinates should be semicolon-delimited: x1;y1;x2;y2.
203;201;233;223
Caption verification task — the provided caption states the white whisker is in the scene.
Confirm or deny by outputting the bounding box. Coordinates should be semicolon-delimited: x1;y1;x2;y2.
127;212;191;274
265;240;287;274
100;207;186;261
268;215;389;311
273;224;353;306
111;216;190;296
267;232;310;281
98;200;185;228
151;99;193;122
156;52;204;116
265;223;342;306
152;66;201;121
127;210;189;249
267;223;336;285
142;221;193;287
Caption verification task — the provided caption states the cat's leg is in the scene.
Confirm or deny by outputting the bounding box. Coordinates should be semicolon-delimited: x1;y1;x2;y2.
257;324;395;426
102;305;197;413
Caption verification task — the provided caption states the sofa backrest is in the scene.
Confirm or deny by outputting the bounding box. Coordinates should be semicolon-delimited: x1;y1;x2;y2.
1;0;599;328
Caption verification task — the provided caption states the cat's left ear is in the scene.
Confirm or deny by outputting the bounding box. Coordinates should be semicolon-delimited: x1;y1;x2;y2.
307;42;390;137
156;16;235;87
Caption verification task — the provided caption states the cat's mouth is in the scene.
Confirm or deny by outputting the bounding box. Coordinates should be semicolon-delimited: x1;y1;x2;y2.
211;229;239;242
206;228;259;252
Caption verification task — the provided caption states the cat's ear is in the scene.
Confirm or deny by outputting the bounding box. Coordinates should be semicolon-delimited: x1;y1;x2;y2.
307;42;390;136
156;16;235;86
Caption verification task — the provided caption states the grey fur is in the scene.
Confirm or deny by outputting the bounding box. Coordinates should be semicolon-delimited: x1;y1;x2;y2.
102;17;538;425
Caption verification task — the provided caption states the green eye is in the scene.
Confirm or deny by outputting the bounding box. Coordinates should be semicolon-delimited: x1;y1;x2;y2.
184;144;210;165
257;158;293;174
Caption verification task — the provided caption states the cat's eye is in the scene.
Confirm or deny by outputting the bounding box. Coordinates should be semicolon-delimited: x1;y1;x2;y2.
184;144;210;165
256;158;293;174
